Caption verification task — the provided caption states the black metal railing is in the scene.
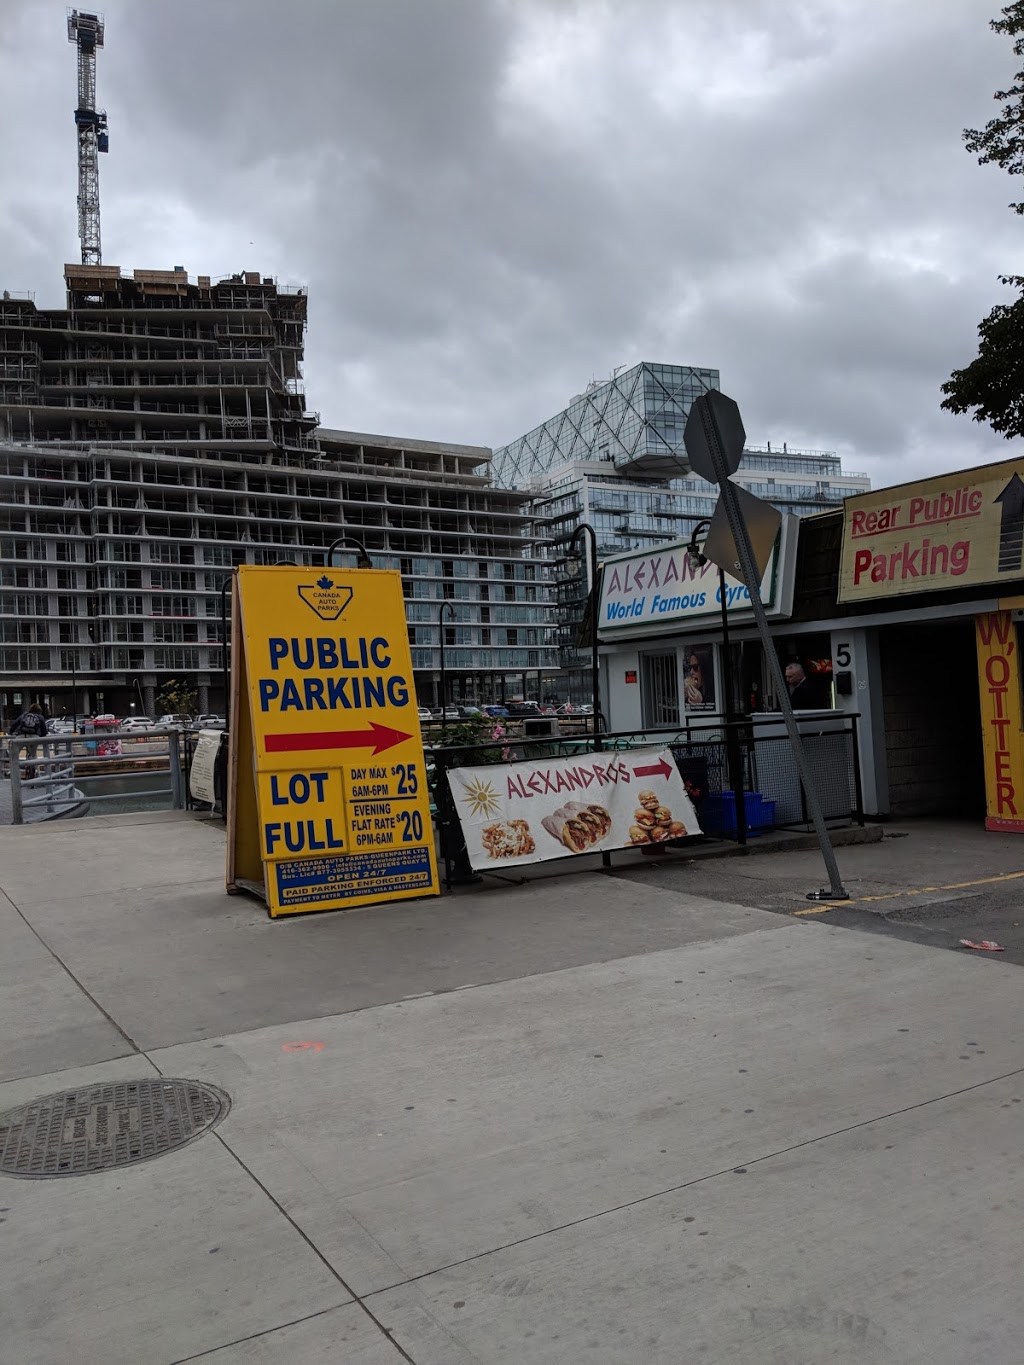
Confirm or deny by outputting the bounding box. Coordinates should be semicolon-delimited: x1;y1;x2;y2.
425;712;863;887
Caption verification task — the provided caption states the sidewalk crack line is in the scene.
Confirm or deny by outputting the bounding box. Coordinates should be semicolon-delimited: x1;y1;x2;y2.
144;1052;418;1364
363;1063;1024;1298
168;1303;348;1364
0;886;141;1053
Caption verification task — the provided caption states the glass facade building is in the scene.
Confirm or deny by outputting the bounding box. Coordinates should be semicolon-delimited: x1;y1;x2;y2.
493;362;871;698
495;362;721;485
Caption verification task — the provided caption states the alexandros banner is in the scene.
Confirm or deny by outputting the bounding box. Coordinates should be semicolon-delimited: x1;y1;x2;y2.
449;746;702;870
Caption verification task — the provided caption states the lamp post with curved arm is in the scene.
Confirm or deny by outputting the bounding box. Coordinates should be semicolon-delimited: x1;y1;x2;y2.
568;522;603;745
438;600;455;734
686;518;723;669
326;536;372;569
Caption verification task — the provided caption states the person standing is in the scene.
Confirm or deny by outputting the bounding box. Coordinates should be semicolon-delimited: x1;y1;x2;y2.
784;662;820;710
10;702;48;779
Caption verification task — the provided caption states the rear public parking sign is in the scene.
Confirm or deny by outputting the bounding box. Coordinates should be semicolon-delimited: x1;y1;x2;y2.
227;566;439;916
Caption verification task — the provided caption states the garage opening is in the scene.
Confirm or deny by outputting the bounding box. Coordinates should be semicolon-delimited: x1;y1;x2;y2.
879;619;986;818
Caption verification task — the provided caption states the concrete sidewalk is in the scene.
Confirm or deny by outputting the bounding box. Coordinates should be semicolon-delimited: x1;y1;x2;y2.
1;812;1022;1362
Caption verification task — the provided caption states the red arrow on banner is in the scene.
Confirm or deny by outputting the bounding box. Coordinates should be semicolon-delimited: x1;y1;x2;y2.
265;721;411;756
632;757;673;780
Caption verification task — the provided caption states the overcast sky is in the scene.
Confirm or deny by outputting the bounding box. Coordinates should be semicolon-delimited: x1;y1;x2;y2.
0;0;1019;488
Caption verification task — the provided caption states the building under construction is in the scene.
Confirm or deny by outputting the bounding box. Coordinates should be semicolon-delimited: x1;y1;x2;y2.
0;265;554;720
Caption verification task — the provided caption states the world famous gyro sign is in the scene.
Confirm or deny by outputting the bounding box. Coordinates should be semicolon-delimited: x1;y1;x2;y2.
449;747;702;870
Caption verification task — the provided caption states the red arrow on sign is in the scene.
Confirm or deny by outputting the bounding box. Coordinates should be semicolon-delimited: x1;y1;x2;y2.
265;721;411;756
632;758;673;780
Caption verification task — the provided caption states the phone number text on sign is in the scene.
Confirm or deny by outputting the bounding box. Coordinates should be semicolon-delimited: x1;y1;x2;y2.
449;746;702;870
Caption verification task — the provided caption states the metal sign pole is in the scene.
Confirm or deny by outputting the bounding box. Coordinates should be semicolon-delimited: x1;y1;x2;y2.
695;401;849;901
718;563;747;847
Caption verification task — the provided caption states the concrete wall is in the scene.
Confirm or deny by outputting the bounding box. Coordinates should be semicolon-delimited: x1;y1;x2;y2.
829;626;888;817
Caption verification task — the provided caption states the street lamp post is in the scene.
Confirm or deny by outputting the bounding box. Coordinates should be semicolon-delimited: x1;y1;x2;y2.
568;522;603;746
687;520;746;845
568;521;611;872
326;535;373;569
219;576;233;718
84;622;96;719
438;600;455;733
435;598;481;887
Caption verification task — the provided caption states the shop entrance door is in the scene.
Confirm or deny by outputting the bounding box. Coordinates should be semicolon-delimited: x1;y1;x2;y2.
879;620;986;818
641;651;680;729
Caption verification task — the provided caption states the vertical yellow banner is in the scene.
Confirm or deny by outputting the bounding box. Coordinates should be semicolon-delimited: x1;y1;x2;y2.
230;565;439;915
976;611;1024;833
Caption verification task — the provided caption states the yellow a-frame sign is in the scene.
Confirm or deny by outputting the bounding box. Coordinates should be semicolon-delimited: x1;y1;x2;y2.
226;565;439;916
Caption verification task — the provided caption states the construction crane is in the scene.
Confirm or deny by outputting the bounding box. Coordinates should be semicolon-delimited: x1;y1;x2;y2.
67;9;109;266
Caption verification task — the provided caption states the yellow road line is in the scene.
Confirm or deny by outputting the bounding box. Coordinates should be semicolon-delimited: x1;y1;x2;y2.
791;869;1024;916
940;871;1024;889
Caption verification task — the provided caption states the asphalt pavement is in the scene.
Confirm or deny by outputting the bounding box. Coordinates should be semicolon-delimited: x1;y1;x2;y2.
616;818;1024;964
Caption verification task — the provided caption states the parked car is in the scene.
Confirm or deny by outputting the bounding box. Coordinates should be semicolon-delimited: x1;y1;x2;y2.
417;706;433;721
195;714;226;729
482;704;509;718
457;704;483;719
121;716;156;732
428;706;460;721
505;701;541;717
157;713;192;729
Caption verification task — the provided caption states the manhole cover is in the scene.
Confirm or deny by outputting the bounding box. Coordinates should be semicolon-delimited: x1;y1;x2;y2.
0;1078;230;1179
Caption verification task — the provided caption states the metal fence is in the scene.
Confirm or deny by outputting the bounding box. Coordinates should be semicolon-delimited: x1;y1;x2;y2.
425;712;863;886
0;728;186;825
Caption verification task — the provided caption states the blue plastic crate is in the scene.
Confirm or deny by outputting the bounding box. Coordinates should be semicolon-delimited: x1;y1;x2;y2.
698;791;774;838
752;798;776;833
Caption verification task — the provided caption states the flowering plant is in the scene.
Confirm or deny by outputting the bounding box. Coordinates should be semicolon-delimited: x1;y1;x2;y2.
432;717;509;765
489;721;511;762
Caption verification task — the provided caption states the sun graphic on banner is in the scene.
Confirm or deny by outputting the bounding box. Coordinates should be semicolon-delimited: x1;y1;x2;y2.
460;776;500;818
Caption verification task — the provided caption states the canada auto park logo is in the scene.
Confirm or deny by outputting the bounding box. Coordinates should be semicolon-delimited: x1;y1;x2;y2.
298;576;354;621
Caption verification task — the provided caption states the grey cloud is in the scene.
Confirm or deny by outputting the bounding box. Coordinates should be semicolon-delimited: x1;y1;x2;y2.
0;0;1019;488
